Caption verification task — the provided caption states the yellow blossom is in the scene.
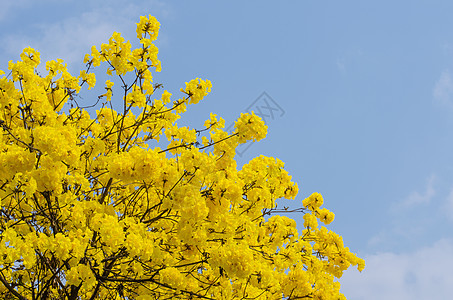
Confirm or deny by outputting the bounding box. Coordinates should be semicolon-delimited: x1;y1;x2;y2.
0;14;363;300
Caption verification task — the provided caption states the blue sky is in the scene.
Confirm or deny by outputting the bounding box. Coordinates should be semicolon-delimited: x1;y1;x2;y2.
2;1;453;298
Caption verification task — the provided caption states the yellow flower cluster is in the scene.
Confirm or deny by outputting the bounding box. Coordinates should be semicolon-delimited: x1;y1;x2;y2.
181;78;212;104
234;111;268;143
0;14;363;300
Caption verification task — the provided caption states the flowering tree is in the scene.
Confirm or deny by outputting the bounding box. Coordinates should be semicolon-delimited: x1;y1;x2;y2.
0;15;364;300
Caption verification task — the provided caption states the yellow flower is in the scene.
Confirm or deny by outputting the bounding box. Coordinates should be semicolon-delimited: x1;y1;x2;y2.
136;15;160;41
0;14;364;300
234;111;267;143
303;192;324;210
303;212;318;229
182;78;212;104
317;208;335;225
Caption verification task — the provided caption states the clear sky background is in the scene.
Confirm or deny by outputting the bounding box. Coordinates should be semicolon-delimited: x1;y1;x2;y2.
2;1;453;299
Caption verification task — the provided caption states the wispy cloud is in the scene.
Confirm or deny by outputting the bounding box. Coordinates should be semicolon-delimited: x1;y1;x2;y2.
336;58;346;72
433;70;453;109
3;13;115;69
0;0;30;22
340;238;453;300
391;174;436;212
444;188;453;222
1;0;169;72
368;174;444;252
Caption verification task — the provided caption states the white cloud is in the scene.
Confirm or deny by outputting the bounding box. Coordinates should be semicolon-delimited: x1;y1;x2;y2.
368;174;444;251
1;0;169;72
366;222;428;250
340;238;453;300
4;13;114;68
336;58;346;72
0;0;29;22
433;70;453;109
444;188;453;222
391;174;436;211
0;0;75;22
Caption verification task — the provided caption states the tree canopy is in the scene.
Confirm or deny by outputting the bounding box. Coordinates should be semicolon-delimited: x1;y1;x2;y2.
0;14;364;300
